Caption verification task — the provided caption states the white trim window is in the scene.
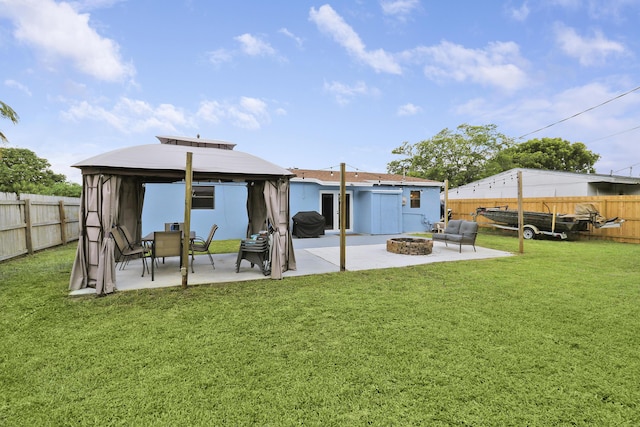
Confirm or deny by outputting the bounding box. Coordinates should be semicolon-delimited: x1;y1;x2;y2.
192;185;215;210
410;190;421;208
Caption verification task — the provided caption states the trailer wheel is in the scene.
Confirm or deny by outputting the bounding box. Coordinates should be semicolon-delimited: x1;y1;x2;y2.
523;226;536;240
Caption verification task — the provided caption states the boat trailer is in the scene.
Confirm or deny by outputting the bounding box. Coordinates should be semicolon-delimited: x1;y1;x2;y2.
487;223;567;240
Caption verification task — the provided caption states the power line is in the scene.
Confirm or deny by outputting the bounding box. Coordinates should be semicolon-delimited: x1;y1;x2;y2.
587;124;640;143
614;162;640;174
517;85;640;140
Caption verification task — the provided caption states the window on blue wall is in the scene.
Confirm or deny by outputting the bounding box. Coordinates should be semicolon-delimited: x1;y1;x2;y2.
192;185;215;209
410;190;421;208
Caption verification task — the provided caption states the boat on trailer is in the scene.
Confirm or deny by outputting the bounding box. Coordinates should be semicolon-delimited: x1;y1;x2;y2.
475;204;624;239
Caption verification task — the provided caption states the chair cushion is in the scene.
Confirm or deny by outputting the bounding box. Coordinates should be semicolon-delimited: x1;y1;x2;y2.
459;221;478;235
443;220;461;234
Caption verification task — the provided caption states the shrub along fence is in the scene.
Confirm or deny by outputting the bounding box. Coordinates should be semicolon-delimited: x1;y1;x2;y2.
0;192;80;262
447;195;640;244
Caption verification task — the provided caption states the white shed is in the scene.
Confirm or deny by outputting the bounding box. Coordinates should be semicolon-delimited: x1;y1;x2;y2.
449;168;640;199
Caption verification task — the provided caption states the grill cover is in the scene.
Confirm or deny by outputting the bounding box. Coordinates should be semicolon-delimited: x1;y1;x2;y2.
292;211;326;238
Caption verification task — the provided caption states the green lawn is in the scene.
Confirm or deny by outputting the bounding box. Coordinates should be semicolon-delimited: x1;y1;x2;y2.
1;234;639;425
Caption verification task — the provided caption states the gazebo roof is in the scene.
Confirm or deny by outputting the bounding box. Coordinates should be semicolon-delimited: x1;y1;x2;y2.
72;136;294;182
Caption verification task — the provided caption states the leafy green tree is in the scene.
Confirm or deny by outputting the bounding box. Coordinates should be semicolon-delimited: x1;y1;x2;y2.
500;137;600;173
387;124;514;187
1;100;19;143
0;147;81;197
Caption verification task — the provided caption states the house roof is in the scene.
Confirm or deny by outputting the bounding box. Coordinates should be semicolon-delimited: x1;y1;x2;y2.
288;168;442;187
73;136;294;182
453;168;640;189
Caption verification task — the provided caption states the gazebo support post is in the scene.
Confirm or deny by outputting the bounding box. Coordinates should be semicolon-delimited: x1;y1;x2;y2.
340;162;346;271
182;152;193;288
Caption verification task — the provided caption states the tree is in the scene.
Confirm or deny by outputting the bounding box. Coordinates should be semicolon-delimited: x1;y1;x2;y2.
500;137;600;173
1;100;19;143
0;147;81;197
387;124;514;187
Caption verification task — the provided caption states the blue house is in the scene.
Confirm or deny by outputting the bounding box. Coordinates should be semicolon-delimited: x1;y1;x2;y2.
142;181;249;240
288;169;442;235
142;168;442;239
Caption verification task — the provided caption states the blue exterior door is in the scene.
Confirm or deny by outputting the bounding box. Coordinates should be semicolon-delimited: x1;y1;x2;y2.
373;192;402;234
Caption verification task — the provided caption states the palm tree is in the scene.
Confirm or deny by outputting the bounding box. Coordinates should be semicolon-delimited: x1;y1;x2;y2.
1;100;19;142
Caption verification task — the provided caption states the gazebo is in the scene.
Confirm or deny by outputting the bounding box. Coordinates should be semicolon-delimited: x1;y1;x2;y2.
69;136;296;295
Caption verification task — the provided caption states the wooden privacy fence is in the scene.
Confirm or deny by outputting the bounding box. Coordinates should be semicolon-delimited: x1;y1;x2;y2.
0;193;81;262
447;195;640;244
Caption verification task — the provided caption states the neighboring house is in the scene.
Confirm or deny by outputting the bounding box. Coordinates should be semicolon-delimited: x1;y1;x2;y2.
448;168;640;199
288;169;443;234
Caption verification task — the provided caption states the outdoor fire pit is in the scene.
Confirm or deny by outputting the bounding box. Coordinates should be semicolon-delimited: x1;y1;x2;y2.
386;237;433;255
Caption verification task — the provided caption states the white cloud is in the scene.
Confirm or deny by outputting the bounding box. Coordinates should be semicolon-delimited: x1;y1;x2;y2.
550;0;638;20
397;103;421;116
409;40;528;91
509;2;530;21
309;4;402;75
235;33;276;57
207;33;282;67
380;0;420;17
70;0;126;10
61;98;191;133
554;23;626;66
4;79;32;96
278;28;303;48
197;97;272;130
206;48;234;66
323;80;379;105
0;0;135;82
195;100;224;125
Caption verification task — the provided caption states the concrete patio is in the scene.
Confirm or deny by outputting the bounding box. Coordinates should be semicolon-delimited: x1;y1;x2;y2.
69;234;513;295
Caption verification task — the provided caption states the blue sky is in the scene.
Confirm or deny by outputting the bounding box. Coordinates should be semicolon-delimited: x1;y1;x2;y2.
1;0;639;184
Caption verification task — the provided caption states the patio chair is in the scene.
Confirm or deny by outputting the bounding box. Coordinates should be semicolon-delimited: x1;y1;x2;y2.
118;224;145;251
110;226;148;276
152;231;182;281
189;224;218;273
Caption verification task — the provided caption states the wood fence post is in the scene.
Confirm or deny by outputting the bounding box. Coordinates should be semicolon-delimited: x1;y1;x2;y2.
24;199;33;255
59;200;67;244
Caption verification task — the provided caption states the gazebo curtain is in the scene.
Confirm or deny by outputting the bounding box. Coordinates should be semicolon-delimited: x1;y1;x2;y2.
95;175;120;294
246;179;296;279
264;179;296;279
246;181;268;236
118;178;145;245
69;174;143;295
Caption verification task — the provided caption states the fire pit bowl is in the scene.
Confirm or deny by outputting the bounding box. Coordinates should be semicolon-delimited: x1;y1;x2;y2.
386;238;433;255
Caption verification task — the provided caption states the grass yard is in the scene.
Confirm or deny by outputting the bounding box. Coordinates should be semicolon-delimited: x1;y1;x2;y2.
1;233;639;425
